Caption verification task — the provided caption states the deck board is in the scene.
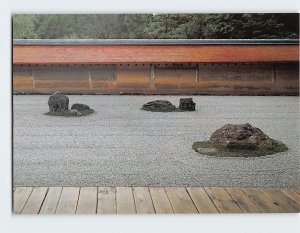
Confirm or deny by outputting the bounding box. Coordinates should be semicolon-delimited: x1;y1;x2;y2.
76;187;98;214
226;187;261;213
97;187;117;214
281;190;300;205
40;187;62;214
260;189;300;213
13;186;300;214
242;188;284;213
165;187;198;213
149;187;174;213
205;187;243;213
22;187;48;214
133;187;155;214
56;187;80;214
13;187;33;214
186;187;219;213
116;187;136;214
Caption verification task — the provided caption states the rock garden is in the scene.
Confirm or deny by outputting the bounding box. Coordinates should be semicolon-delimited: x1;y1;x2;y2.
44;91;94;117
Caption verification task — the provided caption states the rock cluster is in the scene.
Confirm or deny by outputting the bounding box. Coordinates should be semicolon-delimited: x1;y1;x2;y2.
48;91;69;112
47;91;93;117
209;123;275;150
142;98;196;112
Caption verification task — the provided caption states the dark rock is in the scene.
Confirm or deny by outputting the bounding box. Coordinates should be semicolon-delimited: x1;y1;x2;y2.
209;123;275;150
48;91;69;112
71;103;91;111
141;100;176;112
179;98;196;111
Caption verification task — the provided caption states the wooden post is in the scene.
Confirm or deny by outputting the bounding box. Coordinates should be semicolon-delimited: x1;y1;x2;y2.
88;69;93;89
196;64;199;82
113;65;118;88
150;64;155;90
272;63;276;83
32;66;35;88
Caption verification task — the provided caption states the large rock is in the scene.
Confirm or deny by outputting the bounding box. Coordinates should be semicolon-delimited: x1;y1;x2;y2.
179;98;196;111
141;100;176;111
48;91;69;112
71;103;91;111
209;123;275;150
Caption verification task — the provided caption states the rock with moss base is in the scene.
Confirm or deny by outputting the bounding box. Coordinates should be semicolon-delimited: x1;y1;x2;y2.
209;123;275;150
209;123;275;149
192;123;288;157
48;91;69;112
141;100;176;112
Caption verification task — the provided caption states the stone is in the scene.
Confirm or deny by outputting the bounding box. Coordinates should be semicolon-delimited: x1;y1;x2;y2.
48;91;69;112
141;100;176;112
209;123;275;150
71;103;91;111
69;109;81;116
179;98;196;111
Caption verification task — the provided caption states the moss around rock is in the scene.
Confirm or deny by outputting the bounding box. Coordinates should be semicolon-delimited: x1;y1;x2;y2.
193;123;288;157
45;108;94;117
192;140;288;157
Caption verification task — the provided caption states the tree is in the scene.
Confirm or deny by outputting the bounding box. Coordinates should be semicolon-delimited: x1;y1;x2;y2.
12;14;299;40
13;15;38;39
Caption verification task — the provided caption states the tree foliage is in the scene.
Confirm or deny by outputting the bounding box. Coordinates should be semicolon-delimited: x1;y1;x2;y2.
13;14;299;39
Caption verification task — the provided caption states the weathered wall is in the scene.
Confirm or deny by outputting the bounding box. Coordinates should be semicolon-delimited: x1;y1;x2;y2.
13;62;299;95
13;44;299;64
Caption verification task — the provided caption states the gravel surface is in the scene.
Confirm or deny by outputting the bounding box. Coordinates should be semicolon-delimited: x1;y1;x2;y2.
13;95;300;188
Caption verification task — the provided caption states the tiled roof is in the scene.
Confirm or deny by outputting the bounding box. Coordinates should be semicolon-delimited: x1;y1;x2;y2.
13;39;299;45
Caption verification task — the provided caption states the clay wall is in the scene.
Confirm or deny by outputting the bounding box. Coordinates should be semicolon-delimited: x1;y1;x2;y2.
13;62;299;95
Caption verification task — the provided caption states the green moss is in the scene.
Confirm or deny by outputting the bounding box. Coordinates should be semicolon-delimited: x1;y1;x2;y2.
192;140;288;157
141;107;186;112
44;109;94;117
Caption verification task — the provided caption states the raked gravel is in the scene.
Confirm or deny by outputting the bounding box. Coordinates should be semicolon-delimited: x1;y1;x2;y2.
13;95;300;188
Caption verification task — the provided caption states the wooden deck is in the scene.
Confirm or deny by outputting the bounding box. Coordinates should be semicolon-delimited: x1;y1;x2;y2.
13;187;300;214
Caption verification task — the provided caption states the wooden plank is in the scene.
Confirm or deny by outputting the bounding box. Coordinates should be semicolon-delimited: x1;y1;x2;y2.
186;187;219;213
76;187;98;214
116;187;136;214
226;188;261;213
39;187;62;214
242;188;284;213
205;187;243;213
295;190;300;195
133;187;155;214
97;187;116;214
281;190;300;206
165;187;198;213
149;187;173;214
22;187;48;214
56;187;80;214
260;189;300;213
13;187;33;214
